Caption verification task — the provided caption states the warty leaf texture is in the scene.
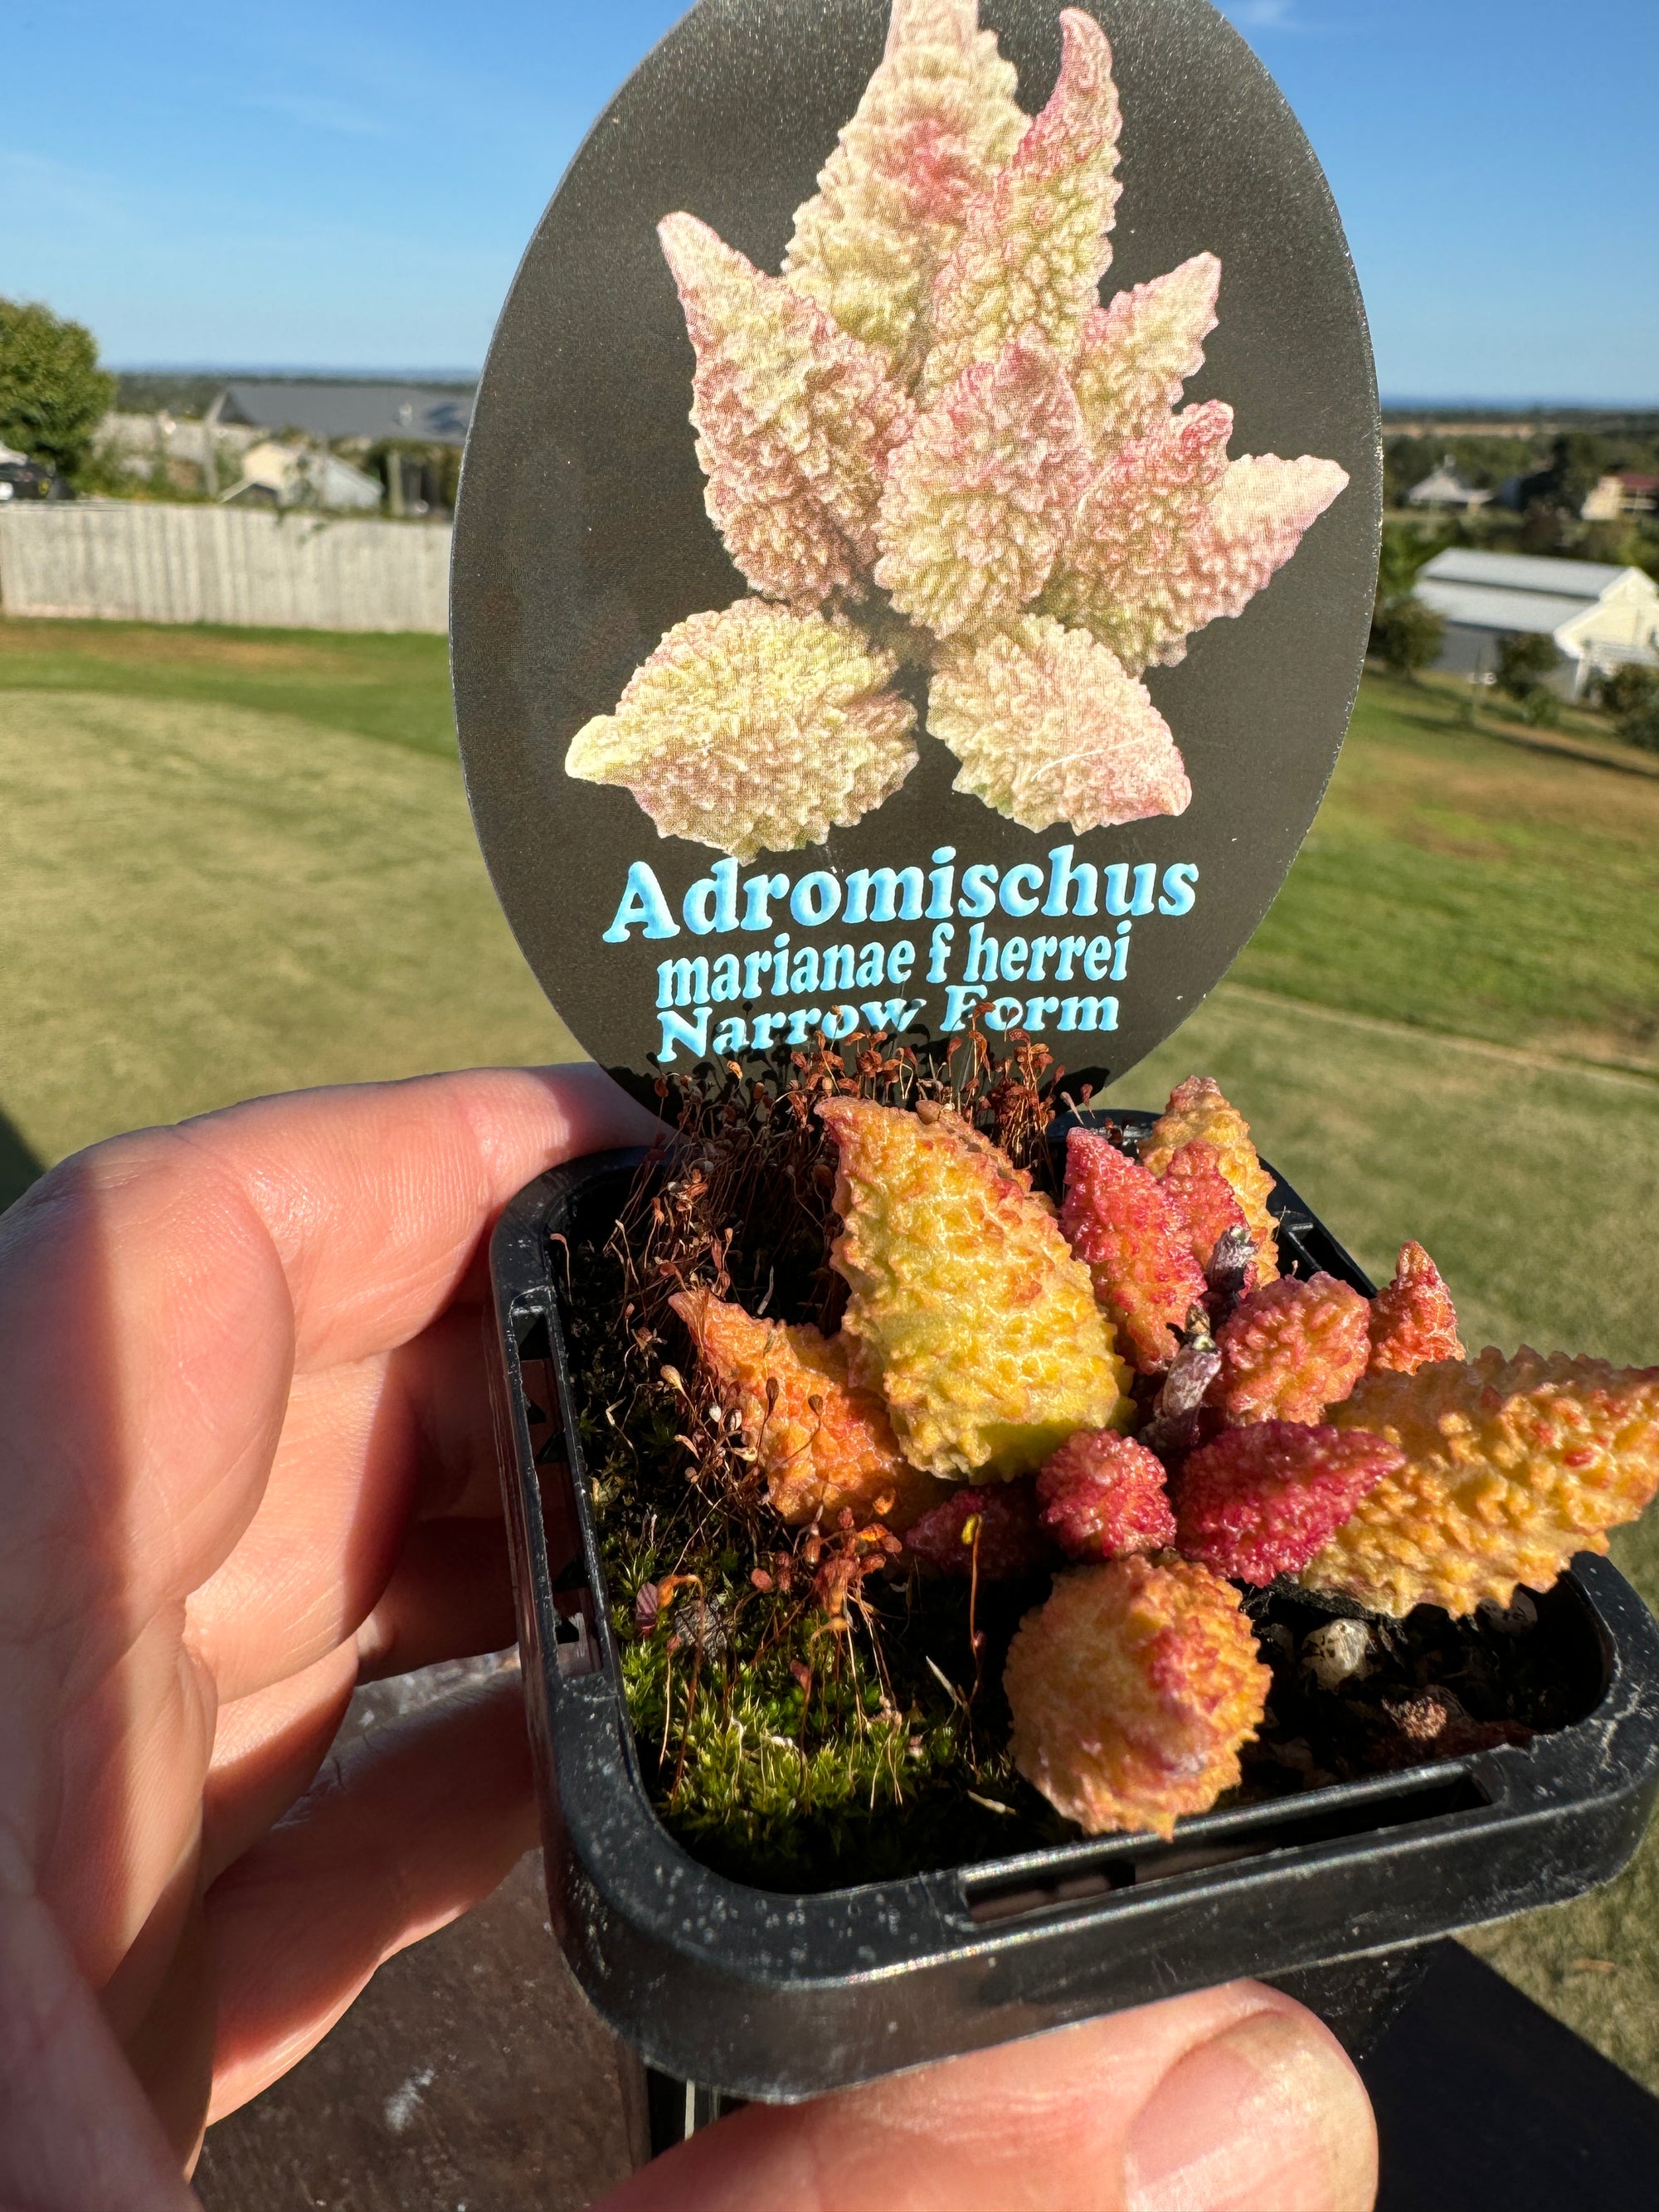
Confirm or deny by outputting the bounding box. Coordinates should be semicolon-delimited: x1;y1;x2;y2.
1060;1127;1208;1373
783;0;1027;388
563;599;917;859
923;8;1121;395
1071;252;1222;456
819;1099;1133;1480
928;614;1191;833
1037;1429;1177;1558
1175;1419;1403;1585
1210;1272;1373;1427
873;328;1092;637
1005;1556;1270;1837
1305;1349;1659;1617
1141;1077;1280;1281
1368;1241;1465;1376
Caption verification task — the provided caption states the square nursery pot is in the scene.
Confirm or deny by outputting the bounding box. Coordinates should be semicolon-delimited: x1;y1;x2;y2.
487;1113;1659;2113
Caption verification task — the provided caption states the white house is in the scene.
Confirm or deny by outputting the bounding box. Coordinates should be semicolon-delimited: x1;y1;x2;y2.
219;438;384;513
1406;459;1492;513
1415;547;1659;695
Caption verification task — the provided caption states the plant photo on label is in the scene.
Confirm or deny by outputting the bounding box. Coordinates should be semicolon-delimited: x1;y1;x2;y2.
563;0;1350;861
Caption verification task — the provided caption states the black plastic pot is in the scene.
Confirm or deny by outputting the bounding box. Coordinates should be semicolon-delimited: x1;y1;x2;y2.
488;1117;1659;2104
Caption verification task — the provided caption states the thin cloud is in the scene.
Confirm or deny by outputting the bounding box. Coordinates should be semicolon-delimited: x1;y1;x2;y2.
1224;1;1299;27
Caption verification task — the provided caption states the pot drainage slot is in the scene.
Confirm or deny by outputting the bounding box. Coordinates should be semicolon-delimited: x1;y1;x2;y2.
962;1771;1489;1926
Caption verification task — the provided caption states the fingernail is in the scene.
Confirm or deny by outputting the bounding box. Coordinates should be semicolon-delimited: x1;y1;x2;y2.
1125;2008;1376;2212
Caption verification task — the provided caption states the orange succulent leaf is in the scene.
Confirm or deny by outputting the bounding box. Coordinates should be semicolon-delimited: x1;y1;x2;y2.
928;615;1191;833
1059;1127;1207;1373
1368;1242;1465;1376
923;8;1121;395
1005;1556;1269;1838
784;0;1027;388
819;1098;1132;1480
563;599;917;860
659;212;914;606
1306;1349;1659;1618
1140;1077;1280;1281
1211;1272;1372;1427
1071;253;1221;455
670;1286;943;1529
874;328;1092;638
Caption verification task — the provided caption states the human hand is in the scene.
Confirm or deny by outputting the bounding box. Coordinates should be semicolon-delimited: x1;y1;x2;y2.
0;1067;661;2205
0;1067;1375;2210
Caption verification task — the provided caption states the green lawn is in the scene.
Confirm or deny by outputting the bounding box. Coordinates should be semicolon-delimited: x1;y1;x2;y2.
2;621;1657;2082
0;615;457;755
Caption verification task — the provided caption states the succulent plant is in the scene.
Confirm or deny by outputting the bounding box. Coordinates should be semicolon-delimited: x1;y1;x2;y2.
1004;1555;1270;1837
819;1096;1132;1478
1303;1349;1659;1617
1175;1419;1403;1584
1210;1271;1372;1427
670;1286;942;1528
1059;1125;1207;1373
1036;1428;1177;1558
1140;1076;1282;1281
1366;1241;1465;1376
566;0;1347;854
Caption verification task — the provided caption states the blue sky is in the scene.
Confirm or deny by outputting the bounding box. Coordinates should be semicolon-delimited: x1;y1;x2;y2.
2;0;1653;401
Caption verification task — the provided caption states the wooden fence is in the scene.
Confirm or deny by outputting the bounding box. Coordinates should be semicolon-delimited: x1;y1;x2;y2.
0;502;450;633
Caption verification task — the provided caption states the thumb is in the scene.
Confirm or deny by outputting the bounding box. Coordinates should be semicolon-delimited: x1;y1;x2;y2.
596;1981;1376;2212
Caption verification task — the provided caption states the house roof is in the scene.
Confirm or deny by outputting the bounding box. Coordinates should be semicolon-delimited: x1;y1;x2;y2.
1416;579;1606;639
1407;463;1489;504
1419;548;1627;600
212;381;474;445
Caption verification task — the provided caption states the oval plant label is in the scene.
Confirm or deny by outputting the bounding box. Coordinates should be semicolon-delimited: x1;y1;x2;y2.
452;0;1380;1088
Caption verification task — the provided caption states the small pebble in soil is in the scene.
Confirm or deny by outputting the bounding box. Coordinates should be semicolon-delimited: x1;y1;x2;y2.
1301;1617;1374;1692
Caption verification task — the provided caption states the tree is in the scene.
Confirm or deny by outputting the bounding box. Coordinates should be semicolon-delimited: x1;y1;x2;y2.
1371;594;1445;680
1496;632;1559;698
0;298;115;479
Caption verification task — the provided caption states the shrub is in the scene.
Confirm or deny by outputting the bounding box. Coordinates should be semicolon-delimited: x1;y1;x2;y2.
0;298;114;480
1370;594;1446;680
1496;632;1560;701
1592;664;1659;720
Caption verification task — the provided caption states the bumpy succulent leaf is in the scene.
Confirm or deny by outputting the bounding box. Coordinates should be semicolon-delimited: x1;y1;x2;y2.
671;1287;943;1529
783;0;1027;387
1071;253;1222;455
1037;1429;1176;1558
819;1099;1132;1480
1005;1556;1269;1838
928;615;1191;834
1048;430;1349;674
564;600;917;860
659;213;914;606
1060;1127;1208;1373
1306;1349;1659;1617
1211;1273;1372;1427
1175;1420;1403;1585
1040;400;1233;671
873;329;1092;637
904;1480;1053;1578
923;9;1121;395
1141;1077;1280;1281
1160;1139;1253;1281
1368;1242;1465;1376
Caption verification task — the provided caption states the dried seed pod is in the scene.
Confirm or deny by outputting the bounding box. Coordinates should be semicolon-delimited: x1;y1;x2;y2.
1175;1420;1402;1585
818;1099;1132;1479
1304;1349;1659;1618
1036;1429;1176;1558
670;1286;942;1529
1004;1557;1269;1838
1139;1077;1280;1281
1059;1127;1207;1373
1367;1242;1465;1376
1211;1273;1372;1427
904;1480;1052;1580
